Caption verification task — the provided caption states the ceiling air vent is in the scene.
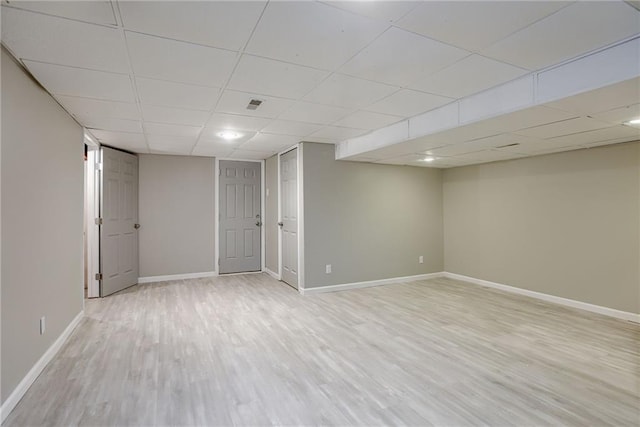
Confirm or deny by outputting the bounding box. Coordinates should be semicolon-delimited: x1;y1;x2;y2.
246;99;263;110
496;143;520;149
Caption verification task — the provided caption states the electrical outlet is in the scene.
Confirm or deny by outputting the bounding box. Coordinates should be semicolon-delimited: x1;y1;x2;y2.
419;256;424;264
326;264;332;274
40;316;46;335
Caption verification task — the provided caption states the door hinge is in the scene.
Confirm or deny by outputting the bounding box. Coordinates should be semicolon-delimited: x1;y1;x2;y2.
95;217;103;225
96;162;103;171
95;273;103;281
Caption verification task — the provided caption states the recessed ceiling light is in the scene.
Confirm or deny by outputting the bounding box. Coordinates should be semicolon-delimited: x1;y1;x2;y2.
420;156;435;162
626;118;640;125
217;130;242;141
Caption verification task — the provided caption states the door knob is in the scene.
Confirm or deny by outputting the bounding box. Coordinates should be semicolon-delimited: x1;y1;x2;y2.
277;222;283;227
256;221;262;227
134;223;141;229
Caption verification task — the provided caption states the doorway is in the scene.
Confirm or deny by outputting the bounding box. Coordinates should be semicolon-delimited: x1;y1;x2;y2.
218;160;263;274
279;148;299;289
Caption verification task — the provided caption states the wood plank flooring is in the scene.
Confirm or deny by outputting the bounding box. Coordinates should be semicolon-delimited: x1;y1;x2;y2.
4;275;639;426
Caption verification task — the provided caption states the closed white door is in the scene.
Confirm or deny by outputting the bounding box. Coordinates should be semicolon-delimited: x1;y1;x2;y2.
100;147;139;296
219;160;261;274
280;148;298;289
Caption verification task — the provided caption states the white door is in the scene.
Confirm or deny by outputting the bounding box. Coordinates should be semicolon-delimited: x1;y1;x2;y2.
100;147;139;296
219;160;261;274
280;148;298;289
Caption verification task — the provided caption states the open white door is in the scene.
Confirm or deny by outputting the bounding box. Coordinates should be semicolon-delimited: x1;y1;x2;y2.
279;148;298;289
99;147;139;296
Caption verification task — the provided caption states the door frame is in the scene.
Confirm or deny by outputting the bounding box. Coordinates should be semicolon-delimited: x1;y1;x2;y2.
84;133;100;298
214;158;265;275
277;143;305;292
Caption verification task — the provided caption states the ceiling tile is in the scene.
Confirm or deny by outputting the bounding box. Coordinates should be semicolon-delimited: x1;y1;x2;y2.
216;90;294;119
321;1;418;23
205;113;270;133
88;129;146;146
260;120;323;137
2;7;128;73
126;31;237;87
309;126;368;140
279;101;351;125
144;122;202;137
426;133;541;156
141;105;210;127
544;78;640;116
396;1;569;52
245;1;387;70
24;60;135;102
515;117;613;139
481;106;578;133
446;149;526;165
146;135;197;154
333;110;402;130
366;89;453;117
481;1;640;70
136;78;220;110
305;137;340;144
228;55;328;99
119;1;265;51
409;55;528;99
239;133;301;152
81;117;142;133
340;27;469;87
2;1;116;25
191;141;235;158
229;149;274;160
55;96;140;121
304;73;398;109
593;104;640;125
199;129;256;145
543;125;640;147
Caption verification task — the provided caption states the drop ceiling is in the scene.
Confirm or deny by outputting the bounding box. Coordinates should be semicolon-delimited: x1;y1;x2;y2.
1;0;639;166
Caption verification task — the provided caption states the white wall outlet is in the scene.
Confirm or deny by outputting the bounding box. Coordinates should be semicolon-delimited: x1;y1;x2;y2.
419;256;424;264
40;316;46;335
325;264;332;274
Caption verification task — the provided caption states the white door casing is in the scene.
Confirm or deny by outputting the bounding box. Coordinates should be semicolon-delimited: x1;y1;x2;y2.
280;148;298;289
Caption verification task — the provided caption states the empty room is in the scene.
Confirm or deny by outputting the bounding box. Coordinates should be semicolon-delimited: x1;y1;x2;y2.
1;0;639;425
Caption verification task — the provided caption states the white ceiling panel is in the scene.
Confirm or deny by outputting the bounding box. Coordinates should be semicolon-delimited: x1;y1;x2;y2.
309;126;367;140
515;117;612;139
366;89;454;118
304;73;398;109
191;141;235;158
81;117;142;133
410;55;528;99
141;105;210;127
24;60;135;102
146;135;197;154
245;1;387;70
55;96;140;121
426;133;539;156
333;110;403;130
136;78;220;110
279;101;351;124
340;27;469;87
544;78;640;116
543;125;640;147
2;7;128;73
119;1;265;51
239;133;301;152
199;129;256;145
228;55;328;99
144;122;202;138
216;90;294;119
2;1;116;25
229;149;275;160
126;31;237;87
481;1;640;70
261;120;322;137
396;1;569;52
305;136;340;144
88;129;146;147
481;106;578;133
321;1;418;23
593;104;640;125
205;113;270;132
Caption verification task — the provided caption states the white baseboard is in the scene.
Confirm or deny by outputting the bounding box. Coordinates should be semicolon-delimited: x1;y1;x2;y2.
138;271;217;284
444;272;640;324
0;310;84;423
264;268;280;280
300;272;445;295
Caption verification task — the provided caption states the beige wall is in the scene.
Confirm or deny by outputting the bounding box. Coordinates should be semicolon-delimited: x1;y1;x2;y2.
443;142;640;314
1;48;84;403
138;154;215;277
265;155;279;274
302;142;444;288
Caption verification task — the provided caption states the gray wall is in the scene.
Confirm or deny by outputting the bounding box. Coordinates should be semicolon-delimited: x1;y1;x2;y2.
138;154;215;277
1;48;84;404
443;142;640;314
265;155;279;274
302;142;444;288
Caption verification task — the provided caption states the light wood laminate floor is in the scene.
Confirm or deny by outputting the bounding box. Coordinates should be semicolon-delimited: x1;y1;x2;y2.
4;275;639;426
